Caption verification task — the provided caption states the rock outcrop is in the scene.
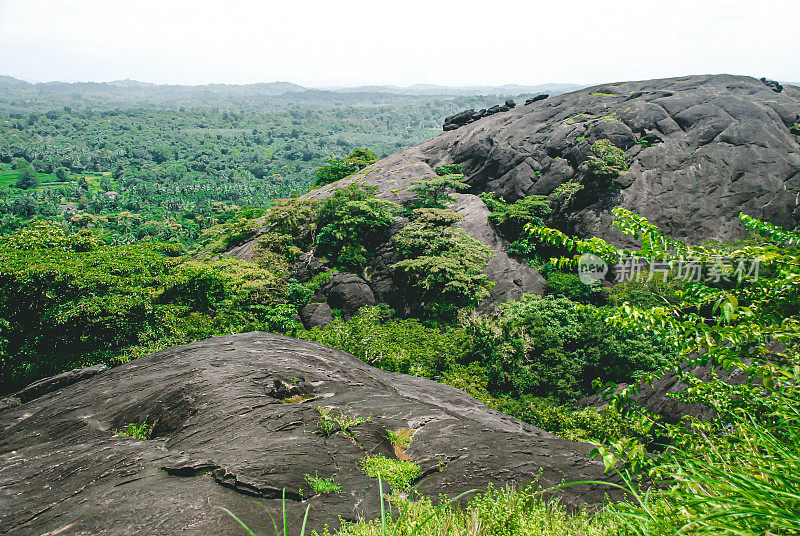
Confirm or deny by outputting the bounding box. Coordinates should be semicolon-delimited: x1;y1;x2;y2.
310;74;800;245
228;75;800;323
0;333;613;535
443;99;519;131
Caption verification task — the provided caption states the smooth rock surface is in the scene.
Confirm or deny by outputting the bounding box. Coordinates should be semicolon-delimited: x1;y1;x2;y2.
0;333;613;535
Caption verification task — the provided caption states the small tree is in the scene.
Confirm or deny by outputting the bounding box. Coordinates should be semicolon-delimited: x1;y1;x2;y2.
410;174;469;209
315;185;399;271
393;208;493;318
313;149;378;187
343;148;377;169
586;139;627;178
16;167;38;190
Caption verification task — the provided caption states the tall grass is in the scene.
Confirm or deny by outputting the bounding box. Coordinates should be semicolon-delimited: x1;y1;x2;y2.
333;482;616;536
606;398;800;535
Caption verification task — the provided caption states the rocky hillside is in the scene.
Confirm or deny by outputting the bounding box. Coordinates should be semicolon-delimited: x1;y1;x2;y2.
310;74;800;241
0;333;612;535
228;75;800;320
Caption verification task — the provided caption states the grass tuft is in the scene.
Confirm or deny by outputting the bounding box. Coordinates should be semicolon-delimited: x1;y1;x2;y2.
304;473;342;495
315;406;370;437
117;422;153;440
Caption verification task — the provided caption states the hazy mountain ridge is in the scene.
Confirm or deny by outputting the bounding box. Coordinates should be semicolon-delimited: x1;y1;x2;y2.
0;75;581;97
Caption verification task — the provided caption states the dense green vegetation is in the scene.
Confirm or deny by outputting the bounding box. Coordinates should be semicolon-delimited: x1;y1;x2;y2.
0;87;506;243
3;83;797;536
393;208;492;318
307;209;800;536
315;185;399;271
0;221;299;392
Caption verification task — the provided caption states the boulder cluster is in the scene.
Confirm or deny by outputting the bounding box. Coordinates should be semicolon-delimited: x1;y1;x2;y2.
760;76;784;93
442;94;551;131
443;98;518;131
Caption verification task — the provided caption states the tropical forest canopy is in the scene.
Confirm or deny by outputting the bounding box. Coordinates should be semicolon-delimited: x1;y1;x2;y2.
0;80;528;243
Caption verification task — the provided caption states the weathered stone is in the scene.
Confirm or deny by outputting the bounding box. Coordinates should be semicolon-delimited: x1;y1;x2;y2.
331;75;799;245
0;333;615;535
11;363;107;403
525;94;549;104
299;301;334;329
322;273;377;318
760;77;783;93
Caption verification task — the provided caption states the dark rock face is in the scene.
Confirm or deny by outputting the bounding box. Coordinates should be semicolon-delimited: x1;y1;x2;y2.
442;98;520;131
300;301;335;329
313;75;800;245
0;333;612;535
322;273;377;318
0;364;107;408
525;94;549;105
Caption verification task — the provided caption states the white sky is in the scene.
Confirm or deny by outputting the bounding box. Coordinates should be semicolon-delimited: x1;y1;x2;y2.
0;0;798;87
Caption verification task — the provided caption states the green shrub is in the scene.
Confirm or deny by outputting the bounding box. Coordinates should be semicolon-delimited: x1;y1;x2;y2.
285;278;313;308
118;422;153;440
299;305;468;378
482;193;552;241
467;295;673;400
314;406;370;437
409;174;469;209
498;396;653;444
587;139;627;178
543;271;604;304
433;163;463;176
387;428;414;451
303;473;342;495
550;180;584;208
315;185;399;271
606;277;683;308
313;149;378;187
160;265;227;311
16;166;39;190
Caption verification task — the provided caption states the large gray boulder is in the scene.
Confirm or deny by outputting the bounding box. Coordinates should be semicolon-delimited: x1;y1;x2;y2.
0;333;612;535
309;74;800;244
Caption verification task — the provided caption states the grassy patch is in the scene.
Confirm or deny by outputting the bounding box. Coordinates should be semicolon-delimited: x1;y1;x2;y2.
387;428;414;459
359;455;421;491
336;482;617;536
304;473;342;495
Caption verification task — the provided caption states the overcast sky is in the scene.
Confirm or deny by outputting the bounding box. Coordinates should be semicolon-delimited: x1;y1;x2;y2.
1;0;798;87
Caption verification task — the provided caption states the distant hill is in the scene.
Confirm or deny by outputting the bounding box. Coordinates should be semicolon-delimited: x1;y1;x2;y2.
0;76;30;88
320;83;585;96
0;75;581;98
